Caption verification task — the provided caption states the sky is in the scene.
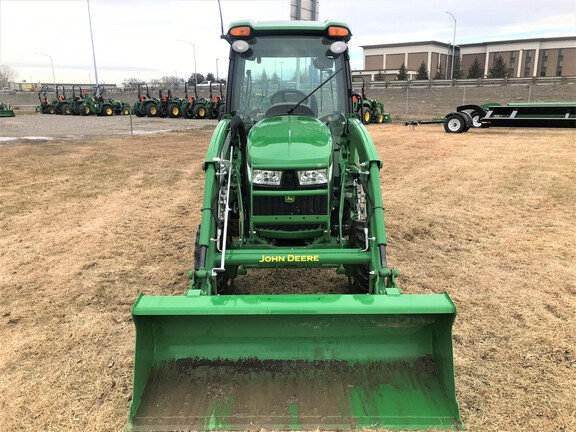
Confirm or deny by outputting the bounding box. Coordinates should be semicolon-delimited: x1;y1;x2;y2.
0;0;575;86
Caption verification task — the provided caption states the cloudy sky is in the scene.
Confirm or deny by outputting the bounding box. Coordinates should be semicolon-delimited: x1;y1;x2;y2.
0;0;574;86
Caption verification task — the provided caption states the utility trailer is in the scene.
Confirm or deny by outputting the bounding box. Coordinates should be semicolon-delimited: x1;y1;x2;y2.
406;102;576;133
481;102;576;128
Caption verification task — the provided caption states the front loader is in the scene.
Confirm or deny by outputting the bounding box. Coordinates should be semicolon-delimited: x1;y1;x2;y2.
129;20;462;431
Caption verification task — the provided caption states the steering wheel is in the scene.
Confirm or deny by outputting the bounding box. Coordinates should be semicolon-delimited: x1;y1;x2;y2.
269;89;308;105
269;89;317;117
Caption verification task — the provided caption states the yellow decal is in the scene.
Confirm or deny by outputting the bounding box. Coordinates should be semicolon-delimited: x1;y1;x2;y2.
259;255;320;263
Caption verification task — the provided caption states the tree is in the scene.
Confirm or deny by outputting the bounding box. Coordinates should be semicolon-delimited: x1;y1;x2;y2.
206;72;216;82
488;56;509;78
160;75;179;89
415;61;429;80
375;70;386;81
0;65;17;88
396;63;408;80
467;58;484;79
452;58;464;79
434;68;444;80
122;77;142;90
188;73;205;85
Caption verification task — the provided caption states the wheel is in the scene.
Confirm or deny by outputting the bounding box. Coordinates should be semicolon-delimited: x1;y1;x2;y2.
375;113;384;123
348;220;370;294
122;107;131;115
362;107;371;124
217;102;226;120
146;103;158;117
194;225;234;294
167;103;181;118
269;89;316;115
158;105;168;118
193;103;207;119
134;106;145;117
80;103;91;116
208;105;219;119
47;106;55;114
60;103;70;115
444;113;466;133
470;111;483;128
103;105;113;116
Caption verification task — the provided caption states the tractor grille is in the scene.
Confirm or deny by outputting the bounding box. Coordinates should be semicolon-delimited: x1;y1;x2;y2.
253;194;327;216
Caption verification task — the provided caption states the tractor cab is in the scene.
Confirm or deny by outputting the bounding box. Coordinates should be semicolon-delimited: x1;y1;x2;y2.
224;21;352;126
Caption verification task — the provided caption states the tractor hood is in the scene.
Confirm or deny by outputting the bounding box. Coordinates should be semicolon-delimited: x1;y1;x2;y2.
247;116;332;169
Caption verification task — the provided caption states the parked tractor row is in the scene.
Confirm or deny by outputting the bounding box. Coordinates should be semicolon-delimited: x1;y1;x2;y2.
37;85;131;116
132;82;225;119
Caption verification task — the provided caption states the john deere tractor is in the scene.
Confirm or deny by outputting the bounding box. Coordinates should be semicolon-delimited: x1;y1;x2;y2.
93;85;131;116
207;80;226;119
132;84;159;117
158;89;183;118
129;20;462;431
54;85;71;115
37;86;56;114
352;76;389;124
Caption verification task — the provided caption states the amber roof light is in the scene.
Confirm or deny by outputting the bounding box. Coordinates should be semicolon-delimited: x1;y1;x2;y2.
229;26;251;37
327;26;349;37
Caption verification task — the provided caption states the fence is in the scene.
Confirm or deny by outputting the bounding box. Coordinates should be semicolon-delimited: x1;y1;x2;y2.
354;76;576;90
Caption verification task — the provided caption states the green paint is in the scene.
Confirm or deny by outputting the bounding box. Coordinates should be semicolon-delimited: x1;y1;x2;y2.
289;403;300;429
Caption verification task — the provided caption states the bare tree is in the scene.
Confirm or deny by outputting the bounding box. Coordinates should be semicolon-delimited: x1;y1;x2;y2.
0;65;17;88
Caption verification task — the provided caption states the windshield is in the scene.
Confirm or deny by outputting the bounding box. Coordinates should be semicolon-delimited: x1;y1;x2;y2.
228;35;348;121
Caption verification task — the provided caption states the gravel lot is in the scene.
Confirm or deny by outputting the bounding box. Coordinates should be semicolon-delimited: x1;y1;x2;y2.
0;112;217;140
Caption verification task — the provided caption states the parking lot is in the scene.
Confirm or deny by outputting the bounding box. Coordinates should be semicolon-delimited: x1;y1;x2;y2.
0;112;216;141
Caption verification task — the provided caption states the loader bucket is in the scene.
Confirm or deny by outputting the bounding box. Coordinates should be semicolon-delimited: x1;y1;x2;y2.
128;293;462;431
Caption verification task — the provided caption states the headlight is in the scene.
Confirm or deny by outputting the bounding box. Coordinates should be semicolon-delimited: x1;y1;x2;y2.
253;169;282;186
297;169;328;185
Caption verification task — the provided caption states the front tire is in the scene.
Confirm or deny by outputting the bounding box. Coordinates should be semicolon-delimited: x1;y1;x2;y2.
146;103;158;117
168;103;181;118
348;220;370;294
362;107;371;124
193;103;207;119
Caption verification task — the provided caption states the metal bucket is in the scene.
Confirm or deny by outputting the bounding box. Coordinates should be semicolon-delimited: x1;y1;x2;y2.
128;293;462;431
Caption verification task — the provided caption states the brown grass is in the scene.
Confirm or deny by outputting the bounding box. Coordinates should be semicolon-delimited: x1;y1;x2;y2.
0;125;574;432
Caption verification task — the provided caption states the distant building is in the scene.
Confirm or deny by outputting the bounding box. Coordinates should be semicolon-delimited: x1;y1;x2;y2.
290;0;319;21
358;36;576;80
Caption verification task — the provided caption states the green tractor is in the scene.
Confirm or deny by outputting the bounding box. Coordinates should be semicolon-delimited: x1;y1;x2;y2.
93;85;131;116
36;86;56;114
182;82;210;119
352;76;389;124
54;85;72;115
68;85;92;116
132;84;160;117
207;80;226;119
0;101;15;117
129;20;462;431
181;82;198;119
158;89;183;118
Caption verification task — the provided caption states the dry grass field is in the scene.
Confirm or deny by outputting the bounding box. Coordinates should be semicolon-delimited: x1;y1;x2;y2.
0;124;574;432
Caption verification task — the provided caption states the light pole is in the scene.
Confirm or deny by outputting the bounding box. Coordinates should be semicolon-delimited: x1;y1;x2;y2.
446;11;456;79
36;52;56;88
177;39;197;85
86;0;99;85
216;58;219;82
